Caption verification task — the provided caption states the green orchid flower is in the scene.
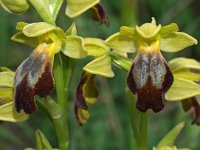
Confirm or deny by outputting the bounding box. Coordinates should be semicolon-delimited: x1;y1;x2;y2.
165;57;200;125
0;67;28;122
74;38;114;125
105;18;197;112
0;0;29;14
12;22;87;114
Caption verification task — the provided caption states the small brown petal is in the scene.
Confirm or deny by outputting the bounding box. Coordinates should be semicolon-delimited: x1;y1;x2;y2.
14;44;54;114
191;97;200;125
127;52;173;112
74;72;98;125
91;4;110;27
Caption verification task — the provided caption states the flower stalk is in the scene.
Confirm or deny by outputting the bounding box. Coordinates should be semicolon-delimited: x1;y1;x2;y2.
36;97;69;150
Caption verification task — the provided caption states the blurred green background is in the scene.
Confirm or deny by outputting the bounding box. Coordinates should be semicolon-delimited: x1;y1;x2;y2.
0;0;200;150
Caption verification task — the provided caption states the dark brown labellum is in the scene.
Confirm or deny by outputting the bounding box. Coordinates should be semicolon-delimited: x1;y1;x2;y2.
127;52;174;112
14;45;54;114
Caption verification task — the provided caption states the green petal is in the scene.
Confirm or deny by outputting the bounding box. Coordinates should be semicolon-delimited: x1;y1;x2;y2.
160;23;179;36
84;38;109;57
28;0;55;25
11;32;38;47
66;23;77;35
136;24;161;38
65;0;100;18
83;54;114;77
165;78;200;101
120;26;136;37
173;70;200;82
157;122;185;147
62;36;87;58
168;57;200;72
23;22;57;37
0;71;14;87
105;33;136;53
36;130;53;150
0;102;29;122
160;32;198;52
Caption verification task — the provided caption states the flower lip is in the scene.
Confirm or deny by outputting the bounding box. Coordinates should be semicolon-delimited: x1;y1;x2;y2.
14;43;55;114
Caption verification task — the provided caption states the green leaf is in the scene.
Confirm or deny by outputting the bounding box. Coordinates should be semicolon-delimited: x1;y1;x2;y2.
160;32;198;52
28;0;55;24
157;122;185;147
11;32;38;47
66;23;77;35
49;0;64;20
0;71;14;87
0;102;29;122
165;78;200;101
22;22;57;37
105;33;136;53
36;130;53;150
0;0;29;14
61;36;87;58
159;23;179;36
65;0;100;18
173;70;200;82
84;38;109;57
168;57;200;72
83;54;114;77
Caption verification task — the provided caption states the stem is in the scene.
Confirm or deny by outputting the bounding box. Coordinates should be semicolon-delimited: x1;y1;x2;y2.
37;97;69;150
138;112;148;150
126;89;148;150
53;54;67;116
62;54;75;101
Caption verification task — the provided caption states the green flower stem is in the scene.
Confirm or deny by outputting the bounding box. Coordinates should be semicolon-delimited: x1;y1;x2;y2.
126;90;148;150
53;54;67;117
62;55;75;101
138;112;148;150
109;51;132;71
36;97;69;150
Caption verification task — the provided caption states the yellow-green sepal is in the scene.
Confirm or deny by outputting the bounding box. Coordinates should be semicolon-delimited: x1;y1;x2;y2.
84;38;109;57
0;102;29;122
83;54;114;77
0;71;14;87
105;33;136;55
0;0;29;14
22;22;57;37
159;23;179;36
65;0;100;18
173;69;200;82
165;78;200;101
11;32;38;47
157;122;185;148
61;36;87;58
160;32;198;52
168;57;200;72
